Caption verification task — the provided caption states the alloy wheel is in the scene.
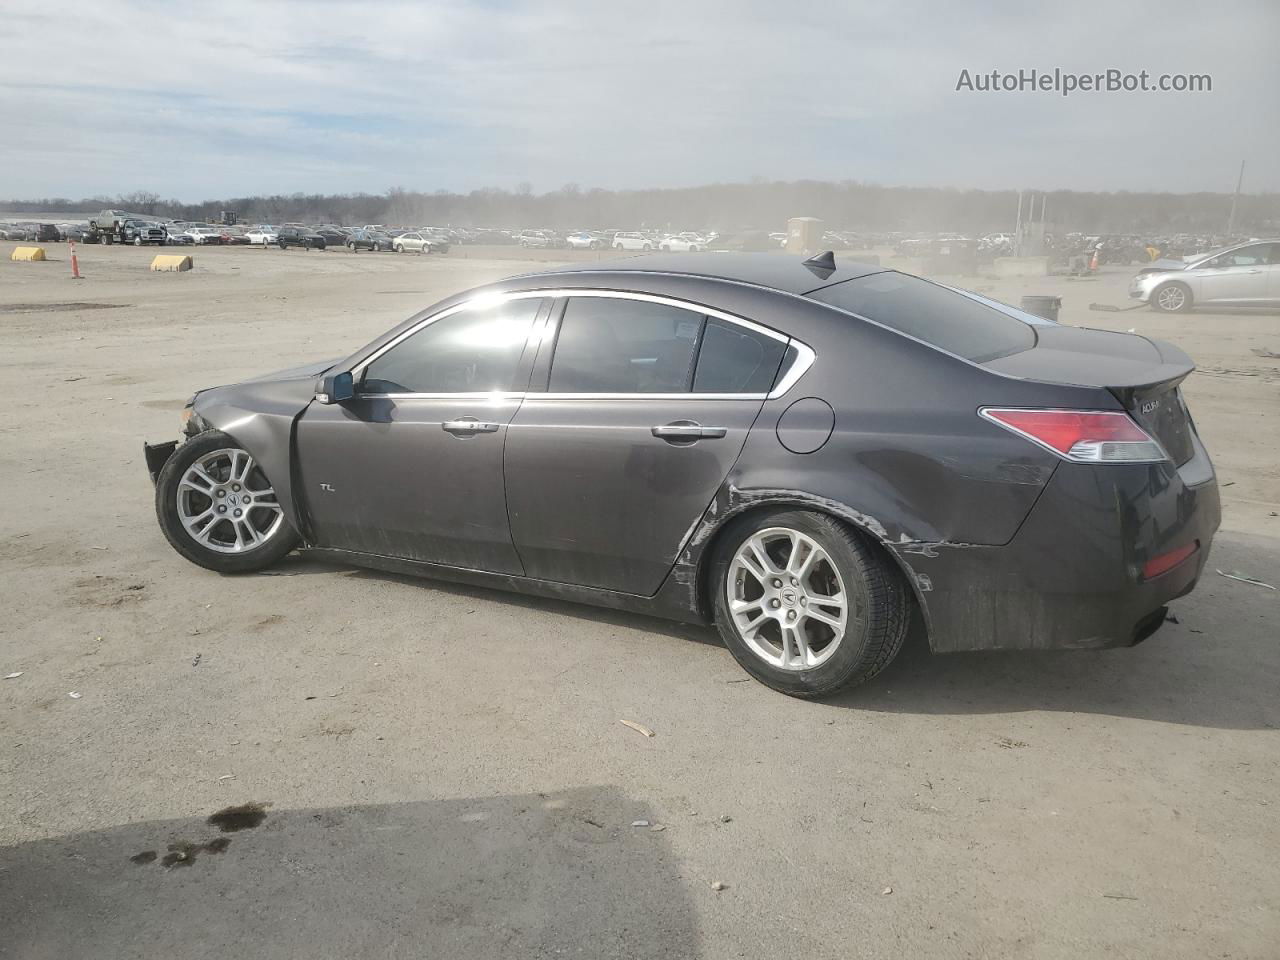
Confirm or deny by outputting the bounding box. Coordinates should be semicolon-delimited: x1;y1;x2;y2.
1157;285;1187;311
727;527;852;671
176;448;284;554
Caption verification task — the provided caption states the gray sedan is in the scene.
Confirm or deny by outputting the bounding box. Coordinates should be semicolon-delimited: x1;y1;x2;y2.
145;253;1219;698
1130;239;1280;312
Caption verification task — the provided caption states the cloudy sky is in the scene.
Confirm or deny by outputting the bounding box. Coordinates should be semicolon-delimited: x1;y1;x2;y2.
2;0;1276;199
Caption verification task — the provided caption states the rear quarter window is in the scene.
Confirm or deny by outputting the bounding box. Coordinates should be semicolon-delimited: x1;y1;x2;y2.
809;272;1036;362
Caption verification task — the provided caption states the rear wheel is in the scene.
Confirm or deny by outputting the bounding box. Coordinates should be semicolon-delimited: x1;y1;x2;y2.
1152;281;1192;313
155;430;299;574
711;510;910;698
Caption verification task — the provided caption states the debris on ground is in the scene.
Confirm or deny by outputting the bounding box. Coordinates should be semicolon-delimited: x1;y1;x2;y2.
580;817;603;829
1216;569;1277;590
619;719;655;738
3;672;22;680
67;691;82;699
711;881;727;892
719;814;732;823
192;653;202;667
882;886;894;895
1088;302;1145;312
1102;893;1139;901
1250;348;1280;360
217;774;236;781
650;824;666;832
631;819;650;827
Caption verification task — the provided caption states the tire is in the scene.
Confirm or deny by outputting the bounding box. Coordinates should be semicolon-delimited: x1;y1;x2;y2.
155;430;300;574
643;243;652;251
1151;281;1192;313
133;236;142;246
660;244;670;251
394;244;403;253
710;509;910;698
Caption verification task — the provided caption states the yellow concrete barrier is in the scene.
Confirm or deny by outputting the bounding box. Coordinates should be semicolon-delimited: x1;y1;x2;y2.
10;246;46;261
150;255;193;272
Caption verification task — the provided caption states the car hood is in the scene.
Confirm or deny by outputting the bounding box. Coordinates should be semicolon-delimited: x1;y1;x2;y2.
240;357;341;384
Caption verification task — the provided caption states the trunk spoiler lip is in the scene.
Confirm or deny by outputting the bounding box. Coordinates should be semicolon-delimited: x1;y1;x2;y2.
981;326;1194;393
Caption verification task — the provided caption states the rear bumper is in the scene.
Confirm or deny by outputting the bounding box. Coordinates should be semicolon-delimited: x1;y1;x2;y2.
897;434;1220;652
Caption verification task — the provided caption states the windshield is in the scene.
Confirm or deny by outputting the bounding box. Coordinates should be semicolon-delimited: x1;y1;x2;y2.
809;272;1037;362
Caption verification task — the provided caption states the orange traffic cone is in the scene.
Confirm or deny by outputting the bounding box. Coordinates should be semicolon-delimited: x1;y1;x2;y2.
70;240;82;280
1089;248;1099;272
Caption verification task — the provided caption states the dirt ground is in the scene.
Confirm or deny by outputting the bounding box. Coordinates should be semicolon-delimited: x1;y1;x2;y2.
1;241;1277;959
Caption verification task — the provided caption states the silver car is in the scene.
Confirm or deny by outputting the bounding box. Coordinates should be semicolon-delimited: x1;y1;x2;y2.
1130;239;1280;312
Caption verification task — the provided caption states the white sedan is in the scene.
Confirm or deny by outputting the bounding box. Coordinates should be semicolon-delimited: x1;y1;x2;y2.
245;227;279;246
185;227;223;245
659;236;705;252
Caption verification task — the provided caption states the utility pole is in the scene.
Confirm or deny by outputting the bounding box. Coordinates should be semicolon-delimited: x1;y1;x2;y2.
1226;160;1245;237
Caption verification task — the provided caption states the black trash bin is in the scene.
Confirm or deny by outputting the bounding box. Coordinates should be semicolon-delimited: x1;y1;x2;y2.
1021;295;1062;322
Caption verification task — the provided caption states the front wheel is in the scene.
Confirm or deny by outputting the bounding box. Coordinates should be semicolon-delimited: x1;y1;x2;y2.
711;510;910;698
1151;281;1192;313
155;430;300;573
133;237;143;246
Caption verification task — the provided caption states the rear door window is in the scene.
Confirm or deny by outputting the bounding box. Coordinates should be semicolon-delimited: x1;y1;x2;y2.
693;318;787;393
809;272;1036;362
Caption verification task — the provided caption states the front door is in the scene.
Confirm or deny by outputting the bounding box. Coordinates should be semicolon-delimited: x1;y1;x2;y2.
1193;243;1272;304
295;296;547;573
504;293;791;595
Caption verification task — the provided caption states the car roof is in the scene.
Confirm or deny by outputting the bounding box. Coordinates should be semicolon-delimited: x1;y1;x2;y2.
523;251;886;296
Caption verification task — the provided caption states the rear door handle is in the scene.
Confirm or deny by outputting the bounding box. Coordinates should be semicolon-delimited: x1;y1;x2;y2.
442;418;501;435
651;421;728;443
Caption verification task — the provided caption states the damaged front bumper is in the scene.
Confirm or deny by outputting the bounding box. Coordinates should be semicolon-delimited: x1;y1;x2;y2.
143;440;179;484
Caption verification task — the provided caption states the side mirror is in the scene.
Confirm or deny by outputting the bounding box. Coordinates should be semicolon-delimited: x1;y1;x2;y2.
316;371;355;404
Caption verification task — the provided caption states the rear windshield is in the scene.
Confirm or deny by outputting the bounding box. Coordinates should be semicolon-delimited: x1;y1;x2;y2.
809;272;1037;362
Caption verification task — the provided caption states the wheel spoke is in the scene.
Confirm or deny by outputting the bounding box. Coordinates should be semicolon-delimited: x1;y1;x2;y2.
184;465;217;492
748;538;780;576
790;540;818;581
787;625;812;666
736;552;767;583
192;518;219;544
804;606;844;630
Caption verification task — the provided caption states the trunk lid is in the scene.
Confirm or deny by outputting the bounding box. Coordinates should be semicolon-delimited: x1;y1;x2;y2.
982;326;1197;465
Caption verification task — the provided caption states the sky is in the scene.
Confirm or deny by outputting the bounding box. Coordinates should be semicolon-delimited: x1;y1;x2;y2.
1;0;1276;200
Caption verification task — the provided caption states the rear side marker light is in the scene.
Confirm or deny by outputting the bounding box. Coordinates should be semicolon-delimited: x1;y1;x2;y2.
979;408;1168;464
1142;541;1199;580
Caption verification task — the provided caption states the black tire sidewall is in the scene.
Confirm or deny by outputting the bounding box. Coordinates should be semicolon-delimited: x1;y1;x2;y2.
155;430;299;573
710;509;898;698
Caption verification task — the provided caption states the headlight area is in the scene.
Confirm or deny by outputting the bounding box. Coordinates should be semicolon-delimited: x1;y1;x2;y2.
180;399;211;438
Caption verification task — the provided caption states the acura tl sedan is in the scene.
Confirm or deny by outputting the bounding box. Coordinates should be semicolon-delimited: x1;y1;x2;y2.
145;253;1219;698
1130;238;1280;312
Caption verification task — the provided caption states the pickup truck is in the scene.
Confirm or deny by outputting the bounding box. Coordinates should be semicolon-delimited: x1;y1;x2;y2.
122;220;168;246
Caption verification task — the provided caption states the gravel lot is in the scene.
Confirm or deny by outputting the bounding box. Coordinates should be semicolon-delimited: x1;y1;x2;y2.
1;241;1277;959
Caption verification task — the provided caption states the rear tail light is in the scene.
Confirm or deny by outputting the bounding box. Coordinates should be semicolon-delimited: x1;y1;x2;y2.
1142;541;1199;580
979;408;1167;463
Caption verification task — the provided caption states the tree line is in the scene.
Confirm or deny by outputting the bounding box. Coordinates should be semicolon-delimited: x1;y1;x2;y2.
5;181;1277;235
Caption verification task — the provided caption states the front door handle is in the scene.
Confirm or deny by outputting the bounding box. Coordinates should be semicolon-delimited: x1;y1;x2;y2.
652;421;728;443
442;418;501;435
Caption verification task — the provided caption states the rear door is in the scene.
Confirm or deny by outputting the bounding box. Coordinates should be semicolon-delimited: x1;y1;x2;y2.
504;292;791;594
295;295;549;572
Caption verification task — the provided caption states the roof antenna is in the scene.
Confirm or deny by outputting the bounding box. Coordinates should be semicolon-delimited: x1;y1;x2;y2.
802;249;836;278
